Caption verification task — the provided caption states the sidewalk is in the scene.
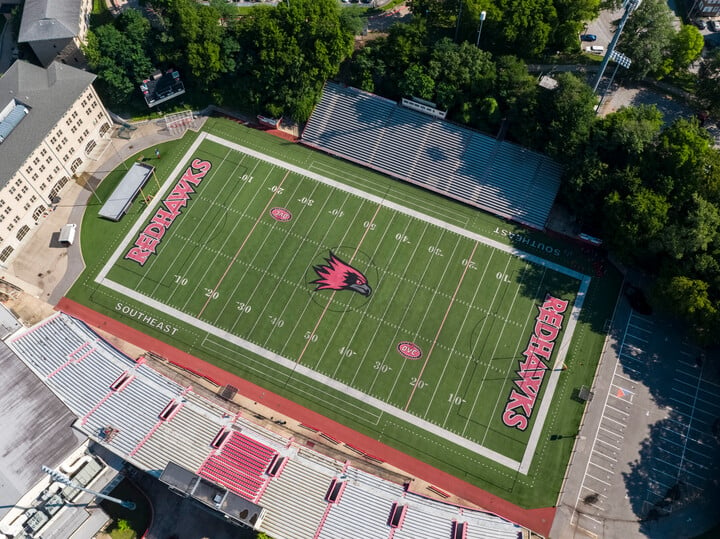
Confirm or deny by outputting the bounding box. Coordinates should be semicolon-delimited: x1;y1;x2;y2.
6;117;204;304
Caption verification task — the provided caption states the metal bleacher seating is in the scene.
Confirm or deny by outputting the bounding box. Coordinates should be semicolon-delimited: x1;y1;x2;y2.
258;449;339;539
301;82;562;230
198;430;277;501
9;313;525;539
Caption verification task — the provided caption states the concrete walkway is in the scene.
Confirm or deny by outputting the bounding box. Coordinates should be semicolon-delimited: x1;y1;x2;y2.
6;117;204;304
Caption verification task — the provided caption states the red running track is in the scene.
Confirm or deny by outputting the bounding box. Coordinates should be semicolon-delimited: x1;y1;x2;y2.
56;297;556;536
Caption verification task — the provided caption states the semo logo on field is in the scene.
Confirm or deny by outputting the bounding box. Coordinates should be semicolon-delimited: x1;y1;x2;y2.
397;341;422;359
270;207;292;221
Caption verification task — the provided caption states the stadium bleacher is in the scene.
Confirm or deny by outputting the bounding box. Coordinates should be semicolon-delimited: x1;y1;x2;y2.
301;83;563;230
8;313;523;539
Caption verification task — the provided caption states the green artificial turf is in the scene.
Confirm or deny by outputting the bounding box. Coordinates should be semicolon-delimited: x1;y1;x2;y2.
68;118;620;508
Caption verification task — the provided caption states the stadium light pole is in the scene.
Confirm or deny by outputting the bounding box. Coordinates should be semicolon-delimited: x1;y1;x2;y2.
476;11;487;47
454;0;464;42
592;0;642;94
596;50;632;113
41;466;136;510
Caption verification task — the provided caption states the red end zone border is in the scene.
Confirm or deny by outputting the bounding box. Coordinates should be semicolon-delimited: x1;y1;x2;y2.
56;297;556;536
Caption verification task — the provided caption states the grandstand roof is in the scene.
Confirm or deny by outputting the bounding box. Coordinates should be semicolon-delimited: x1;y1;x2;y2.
302;83;563;230
0;342;86;520
8;313;523;539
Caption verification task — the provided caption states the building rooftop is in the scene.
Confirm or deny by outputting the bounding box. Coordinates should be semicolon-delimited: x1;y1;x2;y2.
18;0;82;43
0;342;86;521
0;61;96;189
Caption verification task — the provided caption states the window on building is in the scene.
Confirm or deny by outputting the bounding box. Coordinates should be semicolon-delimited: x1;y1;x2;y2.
7;224;14;232
30;196;36;203
40;149;47;157
4;207;10;215
23;203;30;211
15;179;22;187
16;225;30;241
13;215;20;224
38;165;45;173
0;246;14;262
40;183;47;191
50;137;57;144
70;158;82;173
14;194;22;201
99;123;111;137
31;173;39;181
50;177;69;199
9;187;16;195
32;206;46;221
85;140;96;154
33;157;40;165
72;111;78;119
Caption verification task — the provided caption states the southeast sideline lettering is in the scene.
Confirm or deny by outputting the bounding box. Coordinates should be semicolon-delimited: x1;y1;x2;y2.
115;302;179;335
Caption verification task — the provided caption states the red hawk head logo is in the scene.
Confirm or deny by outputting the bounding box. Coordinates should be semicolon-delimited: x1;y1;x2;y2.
311;252;372;297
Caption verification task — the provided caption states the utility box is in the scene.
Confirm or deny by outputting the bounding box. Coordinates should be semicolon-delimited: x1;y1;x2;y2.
59;224;76;245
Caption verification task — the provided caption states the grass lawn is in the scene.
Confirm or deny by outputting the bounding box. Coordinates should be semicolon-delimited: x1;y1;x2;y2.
69;117;620;508
100;479;151;539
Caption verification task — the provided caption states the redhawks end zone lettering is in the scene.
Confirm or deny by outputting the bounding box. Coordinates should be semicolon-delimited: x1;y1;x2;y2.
502;295;569;431
125;159;212;265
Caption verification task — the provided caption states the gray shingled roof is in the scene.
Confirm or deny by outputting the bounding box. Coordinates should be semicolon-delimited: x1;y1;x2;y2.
0;60;96;189
18;0;81;42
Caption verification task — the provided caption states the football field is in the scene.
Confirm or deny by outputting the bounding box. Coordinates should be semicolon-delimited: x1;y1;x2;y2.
92;131;590;475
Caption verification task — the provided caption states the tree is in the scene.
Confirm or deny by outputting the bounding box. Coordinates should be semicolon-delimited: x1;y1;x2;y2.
656;275;719;344
668;24;704;74
696;49;720;118
398;65;436;100
231;0;353;121
593;104;663;167
603;185;670;258
83;18;153;104
426;39;495;110
617;0;674;79
537;73;596;158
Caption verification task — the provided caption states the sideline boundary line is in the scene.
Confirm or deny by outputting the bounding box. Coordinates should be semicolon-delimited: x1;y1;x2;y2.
94;133;591;474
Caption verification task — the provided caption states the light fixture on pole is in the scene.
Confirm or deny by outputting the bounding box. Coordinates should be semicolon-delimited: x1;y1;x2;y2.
596;50;632;113
41;466;136;510
476;11;487;47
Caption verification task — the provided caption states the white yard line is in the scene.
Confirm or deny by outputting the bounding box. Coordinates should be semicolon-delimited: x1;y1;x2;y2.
95;133;590;474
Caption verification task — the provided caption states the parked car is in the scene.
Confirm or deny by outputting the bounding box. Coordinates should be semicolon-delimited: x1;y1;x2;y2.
696;19;707;29
585;45;605;54
580;34;597;41
709;20;718;31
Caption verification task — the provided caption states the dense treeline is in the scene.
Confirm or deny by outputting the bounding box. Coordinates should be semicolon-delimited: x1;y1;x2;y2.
83;0;720;344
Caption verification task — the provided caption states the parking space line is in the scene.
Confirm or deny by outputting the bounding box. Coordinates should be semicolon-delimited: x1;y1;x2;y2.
580;486;608;498
619;364;641;376
605;404;630;416
599;425;623;438
581;514;603;525
589;461;615;475
601;415;626;427
586;473;612;486
627;334;648;344
592;450;617;463
627;322;652;333
614;372;637;383
596;437;620;451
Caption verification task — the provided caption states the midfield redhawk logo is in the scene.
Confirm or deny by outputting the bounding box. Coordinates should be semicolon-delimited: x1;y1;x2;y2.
502;295;569;431
125;159;212;266
311;252;372;297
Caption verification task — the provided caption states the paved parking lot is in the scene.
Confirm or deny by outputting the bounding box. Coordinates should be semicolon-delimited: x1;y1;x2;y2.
553;303;720;539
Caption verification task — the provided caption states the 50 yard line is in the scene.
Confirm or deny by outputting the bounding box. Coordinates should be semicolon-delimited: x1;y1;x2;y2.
197;170;291;318
294;200;384;366
403;240;479;412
